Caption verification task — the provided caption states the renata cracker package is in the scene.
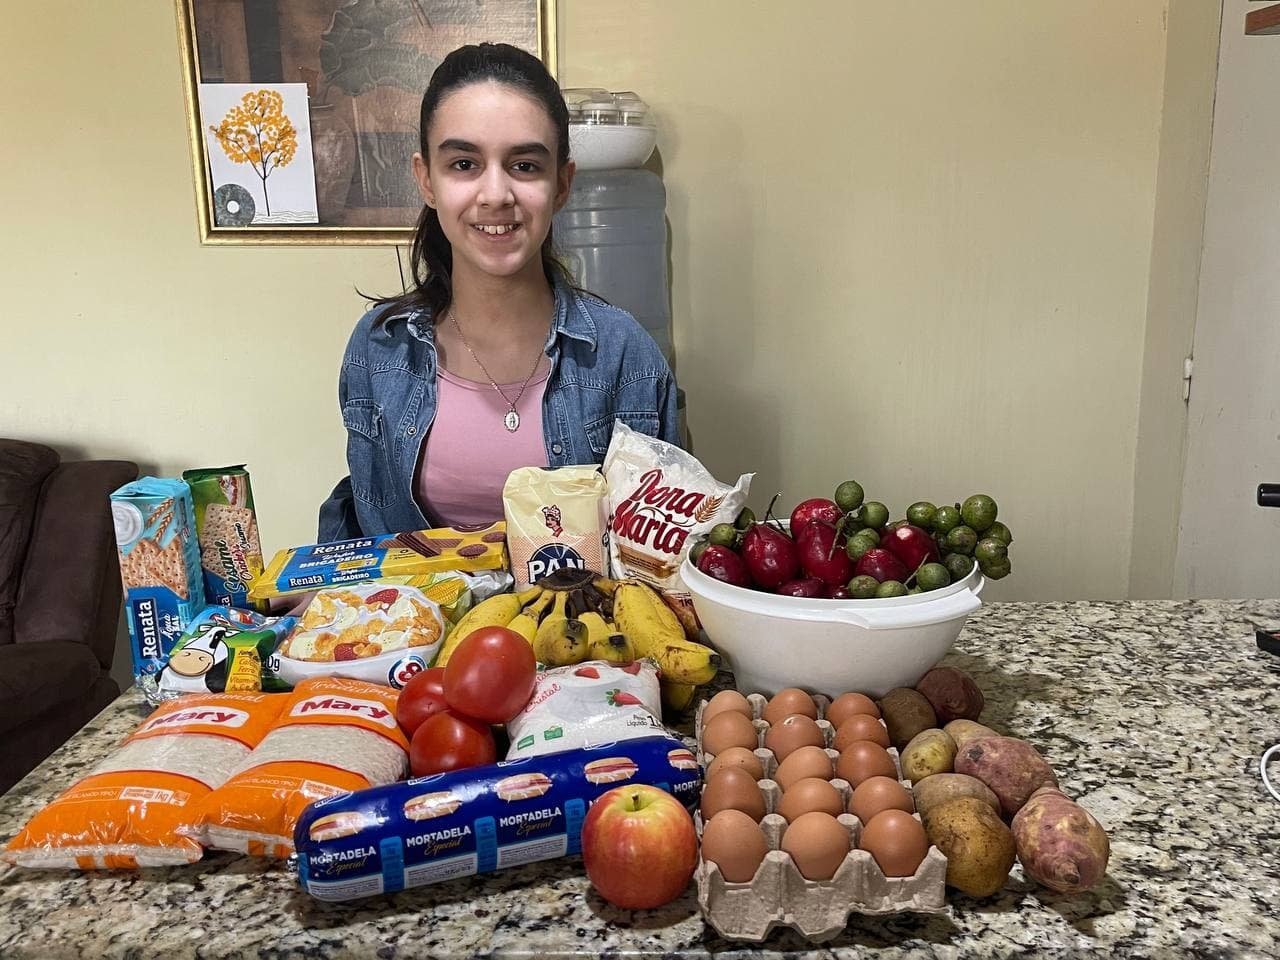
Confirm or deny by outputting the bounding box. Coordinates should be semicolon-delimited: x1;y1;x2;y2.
183;465;264;611
603;422;753;634
111;477;207;685
502;466;610;590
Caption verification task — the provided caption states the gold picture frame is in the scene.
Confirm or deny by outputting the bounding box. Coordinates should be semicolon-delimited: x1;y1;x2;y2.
175;0;557;245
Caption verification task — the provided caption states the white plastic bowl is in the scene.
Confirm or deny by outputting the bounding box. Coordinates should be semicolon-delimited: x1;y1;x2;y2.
682;552;984;698
569;123;657;170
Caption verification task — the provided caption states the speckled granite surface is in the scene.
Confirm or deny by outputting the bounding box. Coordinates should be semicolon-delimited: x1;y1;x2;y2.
2;599;1279;959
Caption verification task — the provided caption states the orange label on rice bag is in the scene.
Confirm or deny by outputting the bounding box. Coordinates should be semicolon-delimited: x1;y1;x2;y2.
127;691;284;750
274;677;408;751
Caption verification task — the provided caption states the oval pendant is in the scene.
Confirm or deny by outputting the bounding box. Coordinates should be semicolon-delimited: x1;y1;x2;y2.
504;409;520;432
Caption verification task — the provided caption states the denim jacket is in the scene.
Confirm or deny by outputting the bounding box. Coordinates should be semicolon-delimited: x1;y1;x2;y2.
318;281;680;541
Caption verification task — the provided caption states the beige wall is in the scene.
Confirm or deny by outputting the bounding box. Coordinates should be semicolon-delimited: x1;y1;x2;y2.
1;2;1205;603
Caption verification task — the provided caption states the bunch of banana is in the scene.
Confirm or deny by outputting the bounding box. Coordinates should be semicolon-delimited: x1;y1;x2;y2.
612;580;721;686
434;584;542;667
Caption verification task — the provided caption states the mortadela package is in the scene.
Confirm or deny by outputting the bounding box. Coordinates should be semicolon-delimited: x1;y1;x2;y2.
602;422;752;636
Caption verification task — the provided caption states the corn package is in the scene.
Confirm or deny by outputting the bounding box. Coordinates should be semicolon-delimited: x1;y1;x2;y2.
3;693;284;869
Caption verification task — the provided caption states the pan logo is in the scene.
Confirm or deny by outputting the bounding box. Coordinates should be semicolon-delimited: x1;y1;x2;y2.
389;654;427;689
527;543;587;582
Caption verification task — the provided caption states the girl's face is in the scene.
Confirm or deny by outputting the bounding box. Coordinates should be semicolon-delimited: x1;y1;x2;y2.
414;81;573;285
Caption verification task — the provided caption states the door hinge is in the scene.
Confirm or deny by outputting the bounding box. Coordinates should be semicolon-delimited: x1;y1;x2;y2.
1182;356;1194;403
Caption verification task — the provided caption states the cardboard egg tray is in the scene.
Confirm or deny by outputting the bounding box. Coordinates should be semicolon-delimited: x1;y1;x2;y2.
695;693;947;943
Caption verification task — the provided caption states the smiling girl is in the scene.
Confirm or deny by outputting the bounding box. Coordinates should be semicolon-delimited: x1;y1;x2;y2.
318;43;679;541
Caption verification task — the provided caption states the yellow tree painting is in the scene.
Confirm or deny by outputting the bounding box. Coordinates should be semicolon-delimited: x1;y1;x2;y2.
209;89;298;217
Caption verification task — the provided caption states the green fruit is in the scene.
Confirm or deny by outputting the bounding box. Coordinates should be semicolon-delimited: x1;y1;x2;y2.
709;523;738;547
734;507;756;531
848;575;880;599
982;521;1012;545
944;553;975;582
908;586;923;595
876;580;908;598
916;562;951;591
858;501;889;530
906;501;937;528
885;519;910;532
961;495;998;533
932;505;962;535
979;558;1012;580
834;480;865;513
690;538;710;566
845;529;881;562
974;538;1008;565
945;525;978;556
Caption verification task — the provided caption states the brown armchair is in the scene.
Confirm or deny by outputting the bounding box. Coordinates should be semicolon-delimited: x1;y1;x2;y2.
0;439;138;792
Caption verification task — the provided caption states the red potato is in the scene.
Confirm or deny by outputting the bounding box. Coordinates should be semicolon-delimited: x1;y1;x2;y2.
1011;786;1110;894
916;667;985;725
954;736;1059;819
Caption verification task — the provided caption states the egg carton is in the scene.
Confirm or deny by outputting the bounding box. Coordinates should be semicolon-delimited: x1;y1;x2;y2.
694;695;947;942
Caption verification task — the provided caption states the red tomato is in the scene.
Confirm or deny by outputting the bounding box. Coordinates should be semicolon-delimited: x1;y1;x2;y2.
409;712;496;778
443;626;537;724
396;667;449;739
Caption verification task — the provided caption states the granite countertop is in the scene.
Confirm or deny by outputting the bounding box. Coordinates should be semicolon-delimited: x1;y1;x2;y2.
2;599;1280;959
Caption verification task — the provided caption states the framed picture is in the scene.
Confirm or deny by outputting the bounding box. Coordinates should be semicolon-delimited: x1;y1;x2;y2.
176;0;557;245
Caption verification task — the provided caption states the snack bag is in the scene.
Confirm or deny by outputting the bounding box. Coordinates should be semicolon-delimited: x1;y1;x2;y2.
275;583;445;689
181;677;408;857
503;466;610;590
602;422;753;635
3;693;284;869
504;659;664;760
183;465;265;611
141;606;296;705
248;522;508;603
111;477;207;684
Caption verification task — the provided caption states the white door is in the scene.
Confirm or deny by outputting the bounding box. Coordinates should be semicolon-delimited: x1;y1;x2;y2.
1174;0;1280;597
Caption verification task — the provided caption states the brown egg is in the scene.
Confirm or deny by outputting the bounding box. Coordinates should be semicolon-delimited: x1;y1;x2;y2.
858;809;929;878
764;714;825;762
833;714;891;752
777;777;845;822
781;812;850;881
706;746;765;781
700;809;768;883
773;745;834;789
763;687;818;725
700;767;767;822
848;775;916;824
826;692;881;728
835;741;898;788
703;711;760;757
703;689;754;725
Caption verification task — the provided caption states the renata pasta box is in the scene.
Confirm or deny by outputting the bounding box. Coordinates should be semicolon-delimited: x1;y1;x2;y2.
183;465;265;611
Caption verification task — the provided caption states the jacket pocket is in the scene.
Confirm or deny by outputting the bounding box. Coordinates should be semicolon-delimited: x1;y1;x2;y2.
586;411;662;459
342;399;395;509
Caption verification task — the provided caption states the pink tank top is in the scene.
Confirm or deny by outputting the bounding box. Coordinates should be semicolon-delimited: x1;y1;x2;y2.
416;367;550;527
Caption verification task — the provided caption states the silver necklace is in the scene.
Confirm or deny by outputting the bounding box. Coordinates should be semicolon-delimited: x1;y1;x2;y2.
447;310;545;432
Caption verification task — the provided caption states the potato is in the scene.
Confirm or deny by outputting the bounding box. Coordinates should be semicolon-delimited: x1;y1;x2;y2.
900;728;957;784
912;773;1001;821
924;797;1016;897
944;719;1000;750
878;688;937;750
954;736;1058;819
1012;786;1110;893
915;667;985;724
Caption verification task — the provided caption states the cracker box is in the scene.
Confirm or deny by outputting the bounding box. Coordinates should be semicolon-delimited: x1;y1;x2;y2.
248;522;508;602
183;465;264;610
111;477;206;684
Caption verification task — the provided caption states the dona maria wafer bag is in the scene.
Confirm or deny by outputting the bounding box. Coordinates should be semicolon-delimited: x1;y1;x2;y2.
603;422;753;635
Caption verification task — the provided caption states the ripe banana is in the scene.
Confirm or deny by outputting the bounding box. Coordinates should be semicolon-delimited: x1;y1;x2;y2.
532;592;588;666
434;591;525;667
660;679;698;714
506;589;554;645
613;581;721;685
582;612;636;664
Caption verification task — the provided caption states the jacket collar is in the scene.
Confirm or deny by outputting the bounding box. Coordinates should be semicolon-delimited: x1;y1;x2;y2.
388;278;598;352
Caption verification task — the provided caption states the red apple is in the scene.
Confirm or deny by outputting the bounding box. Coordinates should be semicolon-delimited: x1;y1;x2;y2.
581;783;698;910
879;523;941;572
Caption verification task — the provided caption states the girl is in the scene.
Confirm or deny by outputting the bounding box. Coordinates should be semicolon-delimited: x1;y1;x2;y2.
318;43;679;542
